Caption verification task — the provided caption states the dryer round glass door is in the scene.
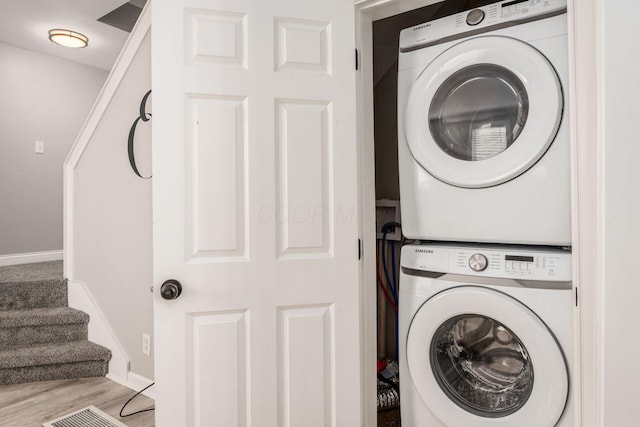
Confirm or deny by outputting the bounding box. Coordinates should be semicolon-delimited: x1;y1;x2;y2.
404;36;563;188
406;286;569;427
429;64;529;162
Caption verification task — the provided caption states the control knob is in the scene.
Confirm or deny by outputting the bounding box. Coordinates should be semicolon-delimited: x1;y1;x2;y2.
469;253;488;272
466;9;485;26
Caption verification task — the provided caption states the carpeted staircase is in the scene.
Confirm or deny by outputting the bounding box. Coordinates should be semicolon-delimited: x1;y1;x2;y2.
0;261;111;384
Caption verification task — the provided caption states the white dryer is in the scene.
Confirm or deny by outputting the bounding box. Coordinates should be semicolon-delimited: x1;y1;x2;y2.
399;243;573;427
398;0;570;245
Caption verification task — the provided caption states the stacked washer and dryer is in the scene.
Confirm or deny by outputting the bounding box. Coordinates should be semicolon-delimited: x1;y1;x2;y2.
396;0;573;426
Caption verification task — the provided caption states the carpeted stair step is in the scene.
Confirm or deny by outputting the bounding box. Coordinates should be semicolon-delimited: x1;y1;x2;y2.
0;307;89;349
0;261;66;310
0;341;111;385
0;279;67;310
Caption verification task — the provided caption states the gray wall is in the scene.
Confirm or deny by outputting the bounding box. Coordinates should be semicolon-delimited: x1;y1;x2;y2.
0;42;107;255
74;33;153;379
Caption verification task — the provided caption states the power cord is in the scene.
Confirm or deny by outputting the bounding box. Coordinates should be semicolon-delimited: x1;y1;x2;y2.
119;382;155;418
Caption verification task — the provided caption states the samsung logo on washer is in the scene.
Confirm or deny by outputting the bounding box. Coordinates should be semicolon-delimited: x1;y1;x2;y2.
415;249;434;254
413;23;432;31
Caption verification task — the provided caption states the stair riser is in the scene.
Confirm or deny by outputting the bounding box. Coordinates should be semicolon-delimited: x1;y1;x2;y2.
0;281;67;310
0;360;109;385
0;323;88;349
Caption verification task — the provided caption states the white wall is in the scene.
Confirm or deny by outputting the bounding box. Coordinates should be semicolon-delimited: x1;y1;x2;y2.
0;42;107;256
599;2;640;424
74;33;153;379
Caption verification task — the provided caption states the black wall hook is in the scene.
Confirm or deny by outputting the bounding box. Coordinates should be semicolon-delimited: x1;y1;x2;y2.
128;89;152;179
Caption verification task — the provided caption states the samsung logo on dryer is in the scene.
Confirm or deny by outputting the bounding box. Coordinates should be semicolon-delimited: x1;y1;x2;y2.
413;23;432;31
415;249;434;254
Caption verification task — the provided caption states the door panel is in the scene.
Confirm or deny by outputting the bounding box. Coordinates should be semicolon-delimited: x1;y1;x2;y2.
278;305;333;427
185;95;248;260
152;0;360;425
185;10;247;68
275;99;331;258
186;311;249;426
275;18;330;74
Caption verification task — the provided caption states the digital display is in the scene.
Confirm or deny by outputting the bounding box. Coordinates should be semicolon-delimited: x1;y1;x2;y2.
502;0;529;7
505;255;534;262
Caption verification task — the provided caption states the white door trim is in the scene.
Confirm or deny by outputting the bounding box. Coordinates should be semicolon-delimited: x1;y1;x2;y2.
566;1;598;426
354;7;377;427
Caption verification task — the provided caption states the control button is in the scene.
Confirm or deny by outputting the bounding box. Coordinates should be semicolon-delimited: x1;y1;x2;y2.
469;253;488;272
466;9;485;26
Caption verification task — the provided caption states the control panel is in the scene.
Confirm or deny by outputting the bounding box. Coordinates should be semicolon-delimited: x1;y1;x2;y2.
399;0;566;51
401;244;571;281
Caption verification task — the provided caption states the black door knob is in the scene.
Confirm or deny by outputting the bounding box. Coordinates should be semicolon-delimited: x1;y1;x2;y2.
160;279;182;300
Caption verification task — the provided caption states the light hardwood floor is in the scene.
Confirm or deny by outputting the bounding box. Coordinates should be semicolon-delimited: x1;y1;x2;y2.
0;377;155;427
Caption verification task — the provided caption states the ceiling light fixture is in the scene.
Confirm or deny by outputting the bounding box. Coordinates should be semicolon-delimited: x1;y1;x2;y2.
48;29;89;48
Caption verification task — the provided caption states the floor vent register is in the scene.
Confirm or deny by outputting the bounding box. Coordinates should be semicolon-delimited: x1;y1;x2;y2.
43;406;128;427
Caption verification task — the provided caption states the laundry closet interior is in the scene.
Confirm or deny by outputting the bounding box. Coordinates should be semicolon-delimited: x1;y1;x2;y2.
364;0;574;425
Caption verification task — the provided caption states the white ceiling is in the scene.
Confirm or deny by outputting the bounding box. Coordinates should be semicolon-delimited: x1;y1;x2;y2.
0;0;135;71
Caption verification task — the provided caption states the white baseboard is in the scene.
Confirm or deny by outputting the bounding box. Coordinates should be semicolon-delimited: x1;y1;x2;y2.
107;372;156;399
0;250;63;266
67;280;130;384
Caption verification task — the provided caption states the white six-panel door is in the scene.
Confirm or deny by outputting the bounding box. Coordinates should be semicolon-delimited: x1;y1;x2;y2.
152;0;362;425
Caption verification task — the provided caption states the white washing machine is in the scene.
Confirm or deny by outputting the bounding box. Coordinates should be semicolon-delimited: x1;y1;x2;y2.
399;243;573;426
398;0;570;246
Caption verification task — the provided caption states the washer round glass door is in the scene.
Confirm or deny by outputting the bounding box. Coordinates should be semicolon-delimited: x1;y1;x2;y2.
406;286;568;427
404;36;563;188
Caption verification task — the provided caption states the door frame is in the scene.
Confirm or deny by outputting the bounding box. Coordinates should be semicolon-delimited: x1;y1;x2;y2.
354;0;598;425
